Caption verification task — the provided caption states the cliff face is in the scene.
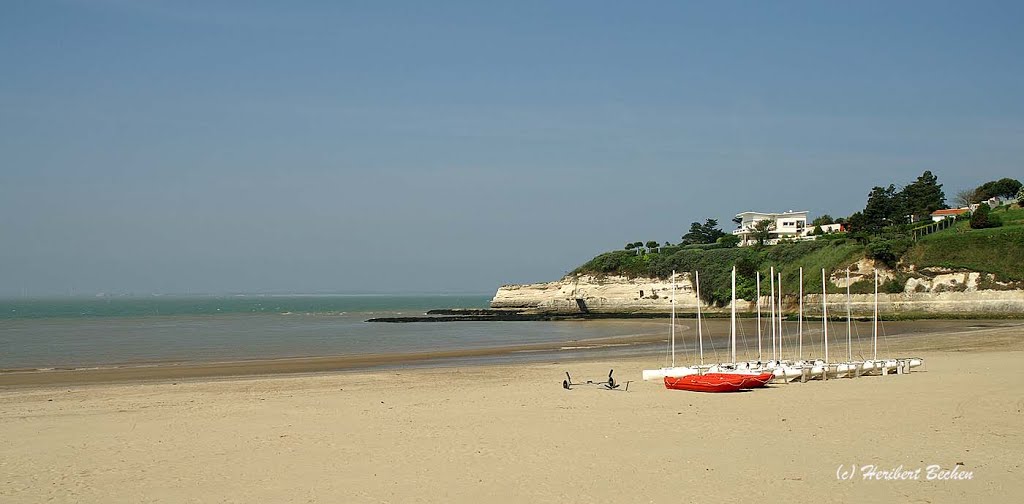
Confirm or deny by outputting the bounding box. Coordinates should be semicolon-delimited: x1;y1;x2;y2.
490;274;706;313
491;268;1024;317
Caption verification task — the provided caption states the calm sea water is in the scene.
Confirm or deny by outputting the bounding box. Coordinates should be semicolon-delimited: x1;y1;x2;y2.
0;296;658;370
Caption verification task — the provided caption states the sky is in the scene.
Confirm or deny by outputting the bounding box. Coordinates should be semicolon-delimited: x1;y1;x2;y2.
1;0;1022;296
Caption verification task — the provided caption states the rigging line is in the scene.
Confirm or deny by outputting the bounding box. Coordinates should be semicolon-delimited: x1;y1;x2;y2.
853;308;869;361
879;315;893;357
846;278;866;360
663;314;673;367
737;314;753;363
705;317;722;365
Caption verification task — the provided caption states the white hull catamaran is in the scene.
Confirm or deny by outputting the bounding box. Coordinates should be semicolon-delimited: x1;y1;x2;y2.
754;268;804;382
865;268;924;375
806;268;833;379
860;269;885;376
832;268;865;378
642;270;701;380
781;266;826;381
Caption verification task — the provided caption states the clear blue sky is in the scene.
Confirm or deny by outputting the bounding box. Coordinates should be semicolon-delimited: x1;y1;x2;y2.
2;1;1022;296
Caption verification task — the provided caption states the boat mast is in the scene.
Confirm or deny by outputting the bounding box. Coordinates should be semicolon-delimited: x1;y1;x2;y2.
731;266;736;364
671;270;676;368
873;268;878;361
696;270;704;366
822;268;829;364
778;271;783;362
846;268;852;362
770;266;776;361
799;267;804;360
756;272;762;362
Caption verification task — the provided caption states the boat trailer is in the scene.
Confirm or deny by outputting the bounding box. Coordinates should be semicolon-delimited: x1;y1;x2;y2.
562;369;630;391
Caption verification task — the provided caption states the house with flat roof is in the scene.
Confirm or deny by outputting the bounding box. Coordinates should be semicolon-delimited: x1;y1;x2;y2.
732;210;809;246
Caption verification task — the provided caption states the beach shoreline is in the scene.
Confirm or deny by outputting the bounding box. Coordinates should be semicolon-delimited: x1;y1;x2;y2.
3;319;1021;388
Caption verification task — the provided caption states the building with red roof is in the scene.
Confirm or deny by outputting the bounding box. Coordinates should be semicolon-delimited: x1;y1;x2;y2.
929;208;970;222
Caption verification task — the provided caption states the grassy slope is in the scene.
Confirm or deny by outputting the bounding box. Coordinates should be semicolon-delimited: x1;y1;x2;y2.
758;240;865;295
570;206;1024;303
904;207;1024;281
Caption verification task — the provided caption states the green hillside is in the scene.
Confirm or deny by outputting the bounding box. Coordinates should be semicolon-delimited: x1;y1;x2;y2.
905;208;1024;282
571;206;1024;306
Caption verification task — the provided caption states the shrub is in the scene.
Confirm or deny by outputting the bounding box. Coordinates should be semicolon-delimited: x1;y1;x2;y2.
716;234;740;248
970;204;1002;229
880;276;906;293
866;237;912;267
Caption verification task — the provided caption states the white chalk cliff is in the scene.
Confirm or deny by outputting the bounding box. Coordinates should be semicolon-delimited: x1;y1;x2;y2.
491;265;1024;317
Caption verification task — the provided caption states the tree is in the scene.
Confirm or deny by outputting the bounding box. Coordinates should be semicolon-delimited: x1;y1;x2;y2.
901;170;946;221
845;211;866;233
975;178;1022;201
624;242;636;251
811;214;834;226
751;219;774;247
970;204;1002;229
861;185;907;233
1017;185;1024;203
681;218;727;245
645;240;660;252
866;237;912;267
717;234;740;248
954;188;980;208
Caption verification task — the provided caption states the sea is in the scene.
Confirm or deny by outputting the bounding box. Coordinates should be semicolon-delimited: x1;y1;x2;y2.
0;295;661;370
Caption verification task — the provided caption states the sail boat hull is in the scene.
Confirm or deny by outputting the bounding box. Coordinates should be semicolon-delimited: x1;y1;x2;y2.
704;364;776;388
664;373;747;393
737;372;775;388
642;366;699;381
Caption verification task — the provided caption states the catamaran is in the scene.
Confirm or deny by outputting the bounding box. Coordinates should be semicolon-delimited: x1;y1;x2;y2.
861;268;924;375
859;269;885;376
760;270;803;382
801;268;834;380
664;266;771;392
831;268;866;378
642;270;700;380
664;372;749;392
704;266;775;387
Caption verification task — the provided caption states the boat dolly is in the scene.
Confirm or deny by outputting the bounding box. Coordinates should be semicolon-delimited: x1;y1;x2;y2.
562;369;630;391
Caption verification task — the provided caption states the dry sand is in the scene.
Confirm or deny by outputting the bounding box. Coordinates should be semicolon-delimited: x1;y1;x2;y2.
1;321;1022;503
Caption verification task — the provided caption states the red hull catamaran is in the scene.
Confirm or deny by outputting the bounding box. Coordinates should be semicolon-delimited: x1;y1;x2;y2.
664;373;748;393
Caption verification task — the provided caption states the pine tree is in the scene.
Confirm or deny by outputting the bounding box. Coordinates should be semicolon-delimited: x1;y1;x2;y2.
902;170;946;221
862;185;906;232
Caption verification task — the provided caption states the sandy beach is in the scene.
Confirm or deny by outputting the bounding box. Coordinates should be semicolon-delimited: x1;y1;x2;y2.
1;321;1022;503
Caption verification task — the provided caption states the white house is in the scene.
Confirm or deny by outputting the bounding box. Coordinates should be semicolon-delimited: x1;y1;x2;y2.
930;208;970;222
732;210;809;246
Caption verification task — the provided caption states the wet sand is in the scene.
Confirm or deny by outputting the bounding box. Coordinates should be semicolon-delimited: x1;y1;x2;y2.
0;318;1010;387
0;320;1021;503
